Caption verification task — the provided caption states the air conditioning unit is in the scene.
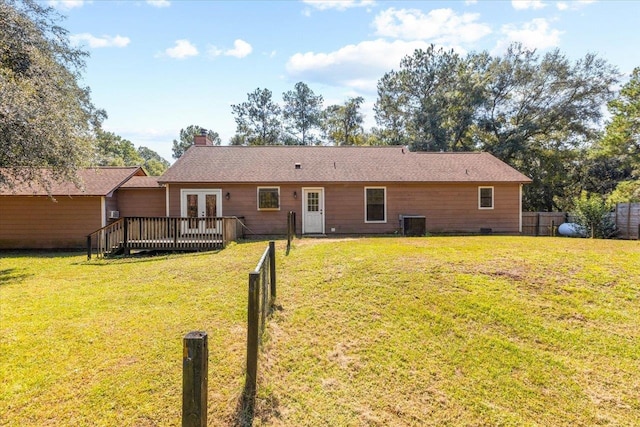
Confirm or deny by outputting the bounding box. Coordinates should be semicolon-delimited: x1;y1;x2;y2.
108;210;120;219
400;215;426;236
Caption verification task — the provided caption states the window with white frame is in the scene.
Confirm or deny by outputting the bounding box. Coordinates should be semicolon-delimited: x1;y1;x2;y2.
365;187;386;222
479;186;494;209
257;187;280;210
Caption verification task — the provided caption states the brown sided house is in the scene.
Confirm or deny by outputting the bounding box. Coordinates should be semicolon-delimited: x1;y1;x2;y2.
159;138;532;236
0;167;163;249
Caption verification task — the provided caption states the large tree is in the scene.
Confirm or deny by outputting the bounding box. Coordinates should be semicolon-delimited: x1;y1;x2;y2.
596;67;640;176
231;88;282;145
95;130;169;176
0;0;104;191
375;45;485;151
137;146;169;176
171;125;221;159
375;43;618;211
95;130;143;167
323;97;365;146
475;44;618;210
282;82;323;145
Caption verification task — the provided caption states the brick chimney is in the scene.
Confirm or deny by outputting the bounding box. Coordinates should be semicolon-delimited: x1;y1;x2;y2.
194;128;213;146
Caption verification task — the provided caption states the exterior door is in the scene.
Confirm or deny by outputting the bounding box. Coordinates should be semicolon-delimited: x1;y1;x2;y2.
181;189;222;233
303;188;324;234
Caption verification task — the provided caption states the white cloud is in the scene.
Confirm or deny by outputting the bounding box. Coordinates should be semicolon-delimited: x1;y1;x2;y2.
303;0;375;11
208;39;253;59
286;38;449;93
47;0;85;9
373;8;492;45
465;0;478;4
511;0;547;10
146;0;170;7
164;39;199;59
495;18;562;52
556;0;596;11
70;33;130;48
225;39;253;58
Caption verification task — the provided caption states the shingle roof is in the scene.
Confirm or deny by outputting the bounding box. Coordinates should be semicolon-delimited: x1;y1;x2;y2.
119;176;162;189
0;167;145;196
159;146;531;184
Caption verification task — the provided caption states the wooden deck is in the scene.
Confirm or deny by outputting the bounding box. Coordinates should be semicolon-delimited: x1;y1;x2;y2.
87;216;243;258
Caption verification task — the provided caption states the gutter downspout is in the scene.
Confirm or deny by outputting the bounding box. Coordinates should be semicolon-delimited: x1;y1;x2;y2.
101;196;106;228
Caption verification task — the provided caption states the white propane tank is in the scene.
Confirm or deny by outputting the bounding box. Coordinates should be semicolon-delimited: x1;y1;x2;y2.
558;222;586;237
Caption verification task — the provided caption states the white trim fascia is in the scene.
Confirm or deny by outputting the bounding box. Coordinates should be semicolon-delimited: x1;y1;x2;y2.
165;184;170;217
101;196;106;227
519;184;523;233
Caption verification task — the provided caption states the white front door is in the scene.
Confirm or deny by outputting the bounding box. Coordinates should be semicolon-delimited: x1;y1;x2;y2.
181;189;222;233
303;188;324;234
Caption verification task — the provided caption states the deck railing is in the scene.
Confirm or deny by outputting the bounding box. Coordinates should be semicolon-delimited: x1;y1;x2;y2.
87;217;238;259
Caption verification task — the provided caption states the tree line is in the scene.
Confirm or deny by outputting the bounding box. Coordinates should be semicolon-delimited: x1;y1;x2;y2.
1;0;638;213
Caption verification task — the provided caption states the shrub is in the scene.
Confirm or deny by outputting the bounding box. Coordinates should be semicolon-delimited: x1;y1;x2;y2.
572;191;618;238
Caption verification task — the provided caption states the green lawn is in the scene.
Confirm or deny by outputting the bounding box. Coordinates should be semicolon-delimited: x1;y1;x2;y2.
1;237;639;426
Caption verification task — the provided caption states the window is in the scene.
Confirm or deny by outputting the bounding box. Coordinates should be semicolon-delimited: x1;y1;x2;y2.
365;187;386;222
258;187;280;210
479;186;494;209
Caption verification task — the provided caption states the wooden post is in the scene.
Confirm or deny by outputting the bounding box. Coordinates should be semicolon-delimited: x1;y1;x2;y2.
246;272;260;396
269;241;276;300
86;235;92;260
628;203;632;240
535;212;540;237
182;331;208;427
287;213;291;252
123;218;129;254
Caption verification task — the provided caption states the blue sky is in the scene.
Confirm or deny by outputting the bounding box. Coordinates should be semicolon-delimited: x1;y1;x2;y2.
49;0;640;162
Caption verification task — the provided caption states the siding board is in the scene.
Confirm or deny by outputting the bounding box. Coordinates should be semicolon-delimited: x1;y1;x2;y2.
168;182;522;236
116;188;166;217
0;196;102;248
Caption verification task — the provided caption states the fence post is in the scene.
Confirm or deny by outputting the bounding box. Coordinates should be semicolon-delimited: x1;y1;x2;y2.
246;273;260;396
287;213;291;252
86;235;92;260
182;331;208;427
122;218;129;254
269;241;276;300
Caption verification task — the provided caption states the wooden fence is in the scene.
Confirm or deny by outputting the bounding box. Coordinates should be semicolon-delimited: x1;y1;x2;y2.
615;203;640;240
521;212;567;236
246;241;277;396
181;241;277;426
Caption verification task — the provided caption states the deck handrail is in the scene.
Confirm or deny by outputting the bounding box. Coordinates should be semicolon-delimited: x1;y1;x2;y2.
87;218;125;259
87;216;234;259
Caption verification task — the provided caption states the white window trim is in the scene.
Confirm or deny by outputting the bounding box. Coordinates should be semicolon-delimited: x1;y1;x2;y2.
257;186;281;211
478;186;494;210
364;186;387;223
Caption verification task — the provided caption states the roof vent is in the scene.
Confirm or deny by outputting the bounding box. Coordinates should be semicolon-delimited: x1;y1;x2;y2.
295;163;301;169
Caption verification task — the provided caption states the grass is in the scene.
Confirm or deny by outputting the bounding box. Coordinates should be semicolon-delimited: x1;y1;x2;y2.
1;237;639;426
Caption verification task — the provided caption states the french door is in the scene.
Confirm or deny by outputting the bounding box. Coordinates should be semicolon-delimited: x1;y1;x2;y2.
180;189;222;233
